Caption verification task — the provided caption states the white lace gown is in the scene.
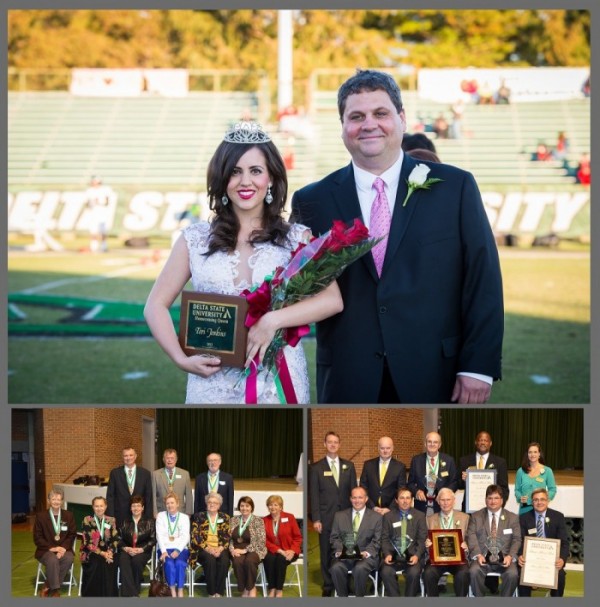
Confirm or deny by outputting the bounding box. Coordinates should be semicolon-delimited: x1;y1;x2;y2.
182;221;311;404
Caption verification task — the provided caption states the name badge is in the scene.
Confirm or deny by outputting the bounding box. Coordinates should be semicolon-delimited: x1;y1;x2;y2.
60;525;68;531
281;518;289;523
440;471;448;477
503;528;512;535
105;524;111;529
217;518;223;523
324;471;333;477
528;528;537;535
219;481;226;485
176;474;182;479
392;521;402;528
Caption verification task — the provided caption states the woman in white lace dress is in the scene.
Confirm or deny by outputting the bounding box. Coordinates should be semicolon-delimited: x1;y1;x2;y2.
145;122;343;404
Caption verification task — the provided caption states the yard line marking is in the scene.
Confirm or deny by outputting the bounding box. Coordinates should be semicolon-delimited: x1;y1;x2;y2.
20;264;148;295
530;375;552;384
81;304;104;321
122;371;150;380
9;303;27;319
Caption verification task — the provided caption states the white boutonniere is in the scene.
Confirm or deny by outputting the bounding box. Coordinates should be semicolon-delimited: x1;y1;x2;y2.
342;464;348;470
456;520;461;527
500;514;505;521
488;463;495;469
540;467;545;474
407;514;413;520
441;461;446;467
402;164;444;207
545;517;550;524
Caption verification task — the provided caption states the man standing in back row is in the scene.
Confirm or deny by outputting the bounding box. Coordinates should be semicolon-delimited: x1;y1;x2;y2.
309;431;357;596
292;69;503;403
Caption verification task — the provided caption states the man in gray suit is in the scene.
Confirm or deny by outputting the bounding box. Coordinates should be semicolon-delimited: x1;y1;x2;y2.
466;484;522;597
330;486;382;597
152;448;193;516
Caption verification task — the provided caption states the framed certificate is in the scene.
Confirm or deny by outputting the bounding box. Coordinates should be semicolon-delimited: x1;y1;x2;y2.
178;291;249;367
520;536;561;589
427;529;467;566
465;469;497;513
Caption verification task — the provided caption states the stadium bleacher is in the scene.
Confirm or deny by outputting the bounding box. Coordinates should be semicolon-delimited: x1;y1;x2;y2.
8;90;590;194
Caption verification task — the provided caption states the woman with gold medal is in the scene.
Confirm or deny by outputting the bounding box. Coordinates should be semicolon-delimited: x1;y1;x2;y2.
155;492;190;597
229;496;267;596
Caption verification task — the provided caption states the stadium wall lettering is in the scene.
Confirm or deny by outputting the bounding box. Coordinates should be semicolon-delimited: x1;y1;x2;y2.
8;188;590;238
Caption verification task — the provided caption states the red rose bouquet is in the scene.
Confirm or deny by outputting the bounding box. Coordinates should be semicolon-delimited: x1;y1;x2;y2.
242;219;381;404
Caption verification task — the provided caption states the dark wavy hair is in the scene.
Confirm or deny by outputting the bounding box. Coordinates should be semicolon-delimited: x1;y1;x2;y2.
520;442;546;472
237;495;255;512
206;141;290;255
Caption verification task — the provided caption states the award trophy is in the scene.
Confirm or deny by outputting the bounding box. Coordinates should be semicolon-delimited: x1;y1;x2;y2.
391;534;414;566
484;535;506;566
340;532;361;560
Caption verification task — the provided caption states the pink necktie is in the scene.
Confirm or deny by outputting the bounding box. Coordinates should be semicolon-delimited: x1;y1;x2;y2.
370;177;391;276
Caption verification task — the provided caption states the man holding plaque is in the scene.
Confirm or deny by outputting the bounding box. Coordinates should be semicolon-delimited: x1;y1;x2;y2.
380;487;427;597
360;436;407;513
408;432;458;516
517;488;569;597
152;448;193;516
466;484;521;597
106;447;153;528
459;431;509;509
330;487;382;597
310;431;357;596
194;453;234;516
33;488;77;597
423;488;470;597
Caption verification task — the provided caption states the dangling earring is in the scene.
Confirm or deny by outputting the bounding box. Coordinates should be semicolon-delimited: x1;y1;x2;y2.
221;195;229;206
265;184;273;205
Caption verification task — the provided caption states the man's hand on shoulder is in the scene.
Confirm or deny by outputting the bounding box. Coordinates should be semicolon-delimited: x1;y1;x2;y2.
451;376;491;404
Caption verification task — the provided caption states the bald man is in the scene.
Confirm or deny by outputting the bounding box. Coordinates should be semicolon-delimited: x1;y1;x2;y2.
360;436;407;513
408;432;458;515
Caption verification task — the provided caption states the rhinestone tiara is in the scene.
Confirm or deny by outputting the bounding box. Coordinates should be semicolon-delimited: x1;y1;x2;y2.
223;121;271;144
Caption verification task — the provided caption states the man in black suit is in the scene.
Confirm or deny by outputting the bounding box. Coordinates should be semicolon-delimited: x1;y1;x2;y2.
408;432;458;515
330;486;382;597
106;446;153;528
359;436;406;513
518;488;569;597
309;431;357;596
459;431;509;509
380;486;428;597
194;452;234;516
466;484;521;597
291;69;503;404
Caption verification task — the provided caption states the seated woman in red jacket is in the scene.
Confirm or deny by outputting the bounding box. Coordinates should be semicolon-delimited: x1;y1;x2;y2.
262;495;302;597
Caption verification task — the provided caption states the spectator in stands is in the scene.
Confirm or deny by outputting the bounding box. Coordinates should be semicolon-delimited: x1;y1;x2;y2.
494;79;511;105
552;131;570;161
432;113;449;139
477;81;494;105
532;141;552;162
575;152;590;185
460;78;480;104
401;133;438;155
450;99;465;139
85;175;112;253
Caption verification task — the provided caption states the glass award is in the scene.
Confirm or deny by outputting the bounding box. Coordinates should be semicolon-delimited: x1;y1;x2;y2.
484;535;506;565
391;534;413;565
340;532;361;559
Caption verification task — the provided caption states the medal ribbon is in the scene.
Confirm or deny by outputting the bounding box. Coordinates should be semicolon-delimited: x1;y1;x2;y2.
167;513;180;539
94;515;106;540
165;467;176;488
238;514;253;538
133;519;138;548
49;509;61;538
208;473;218;493
273;519;279;539
207;513;219;536
441;513;453;529
126;467;136;493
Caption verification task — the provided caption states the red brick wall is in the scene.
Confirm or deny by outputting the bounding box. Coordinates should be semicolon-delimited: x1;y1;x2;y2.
12;409;29;441
34;408;155;509
309;408;429;478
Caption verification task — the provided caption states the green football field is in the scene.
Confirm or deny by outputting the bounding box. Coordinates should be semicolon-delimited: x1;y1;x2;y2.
7;238;590;404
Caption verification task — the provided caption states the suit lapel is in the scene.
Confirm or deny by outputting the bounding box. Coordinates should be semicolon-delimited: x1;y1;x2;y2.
381;154;420;276
332;164;379;282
